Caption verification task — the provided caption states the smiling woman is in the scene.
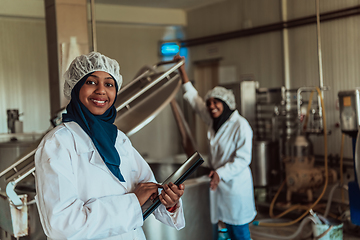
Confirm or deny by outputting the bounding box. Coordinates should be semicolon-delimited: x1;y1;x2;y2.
79;71;117;115
34;52;186;240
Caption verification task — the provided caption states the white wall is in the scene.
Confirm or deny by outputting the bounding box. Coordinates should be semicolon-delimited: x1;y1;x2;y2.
0;17;50;134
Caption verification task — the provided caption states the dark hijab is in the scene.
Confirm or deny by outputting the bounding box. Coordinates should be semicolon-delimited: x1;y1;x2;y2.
62;73;125;182
212;98;234;133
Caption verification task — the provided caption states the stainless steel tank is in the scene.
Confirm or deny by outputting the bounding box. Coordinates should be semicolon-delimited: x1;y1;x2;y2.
0;134;41;191
250;140;281;187
0;133;45;240
143;163;211;240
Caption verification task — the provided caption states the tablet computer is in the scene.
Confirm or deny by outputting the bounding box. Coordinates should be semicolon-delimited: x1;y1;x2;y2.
142;151;204;220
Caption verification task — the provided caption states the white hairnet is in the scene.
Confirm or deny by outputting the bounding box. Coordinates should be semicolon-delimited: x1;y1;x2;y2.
63;52;123;100
205;86;236;110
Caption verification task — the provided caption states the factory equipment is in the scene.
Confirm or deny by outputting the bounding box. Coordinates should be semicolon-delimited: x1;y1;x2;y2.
338;89;360;226
222;82;283;196
221;81;336;203
0;58;212;239
7;109;23;134
224;80;336;206
284;133;336;203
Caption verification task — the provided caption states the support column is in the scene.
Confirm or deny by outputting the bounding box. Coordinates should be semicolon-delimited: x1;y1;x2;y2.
44;0;89;116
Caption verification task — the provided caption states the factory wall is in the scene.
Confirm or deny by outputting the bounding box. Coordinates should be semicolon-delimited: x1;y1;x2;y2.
0;17;50;135
184;0;360;159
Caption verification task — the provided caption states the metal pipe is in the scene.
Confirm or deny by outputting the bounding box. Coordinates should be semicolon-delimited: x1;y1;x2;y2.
0;148;36;178
315;0;324;128
181;6;360;47
90;0;97;52
296;86;329;119
281;0;290;89
13;166;36;185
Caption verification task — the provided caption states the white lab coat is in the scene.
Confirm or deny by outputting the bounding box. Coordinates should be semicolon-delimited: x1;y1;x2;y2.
35;122;185;240
183;82;257;225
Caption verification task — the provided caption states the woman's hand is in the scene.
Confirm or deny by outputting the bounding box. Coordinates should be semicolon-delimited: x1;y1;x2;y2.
173;55;189;84
209;170;220;190
159;182;185;208
134;182;163;206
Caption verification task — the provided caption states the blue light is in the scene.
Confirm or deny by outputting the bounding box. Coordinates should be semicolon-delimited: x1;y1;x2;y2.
160;42;180;56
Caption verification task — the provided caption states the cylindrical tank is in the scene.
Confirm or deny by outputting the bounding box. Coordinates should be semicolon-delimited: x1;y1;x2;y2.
143;163;212;240
250;140;281;187
287;134;314;161
283;133;328;201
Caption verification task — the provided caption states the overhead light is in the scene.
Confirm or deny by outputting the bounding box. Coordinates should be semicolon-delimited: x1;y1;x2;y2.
159;41;180;56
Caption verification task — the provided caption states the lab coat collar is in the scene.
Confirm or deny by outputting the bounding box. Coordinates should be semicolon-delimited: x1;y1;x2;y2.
63;122;95;153
63;122;129;185
208;110;239;138
63;122;113;175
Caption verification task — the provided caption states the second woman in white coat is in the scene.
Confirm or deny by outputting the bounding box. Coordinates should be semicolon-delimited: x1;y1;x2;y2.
174;55;256;240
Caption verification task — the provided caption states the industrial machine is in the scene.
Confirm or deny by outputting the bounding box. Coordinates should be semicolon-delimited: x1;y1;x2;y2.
226;82;336;205
338;89;360;226
0;59;212;239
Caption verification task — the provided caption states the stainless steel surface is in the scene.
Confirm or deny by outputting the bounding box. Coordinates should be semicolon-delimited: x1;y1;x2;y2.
0;134;43;238
338;89;360;133
256;87;298;142
0;134;41;190
296;86;329;132
250;140;281;187
288;134;314;159
114;69;182;136
221;81;257;131
240;81;257;130
115;59;184;112
143;163;211;240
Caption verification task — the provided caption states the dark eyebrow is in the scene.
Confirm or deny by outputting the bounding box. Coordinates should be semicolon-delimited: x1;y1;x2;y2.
88;74;114;80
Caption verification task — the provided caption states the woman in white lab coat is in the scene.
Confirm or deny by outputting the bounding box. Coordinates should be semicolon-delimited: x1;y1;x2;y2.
35;52;185;240
174;56;256;240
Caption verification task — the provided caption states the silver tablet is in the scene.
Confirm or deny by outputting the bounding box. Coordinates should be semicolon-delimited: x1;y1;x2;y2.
142;151;204;220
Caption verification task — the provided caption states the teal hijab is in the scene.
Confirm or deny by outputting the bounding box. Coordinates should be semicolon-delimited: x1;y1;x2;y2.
62;73;125;182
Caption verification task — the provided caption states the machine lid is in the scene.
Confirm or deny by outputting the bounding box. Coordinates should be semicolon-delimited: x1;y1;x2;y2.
114;60;183;136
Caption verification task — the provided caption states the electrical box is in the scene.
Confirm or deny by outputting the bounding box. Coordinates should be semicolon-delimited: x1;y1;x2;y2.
338;89;360;136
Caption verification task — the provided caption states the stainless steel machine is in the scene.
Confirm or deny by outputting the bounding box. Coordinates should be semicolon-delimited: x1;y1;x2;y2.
225;82;337;206
0;59;212;239
338;89;360;226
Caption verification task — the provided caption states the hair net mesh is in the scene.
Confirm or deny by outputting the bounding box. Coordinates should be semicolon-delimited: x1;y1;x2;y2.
205;86;236;110
63;52;122;99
